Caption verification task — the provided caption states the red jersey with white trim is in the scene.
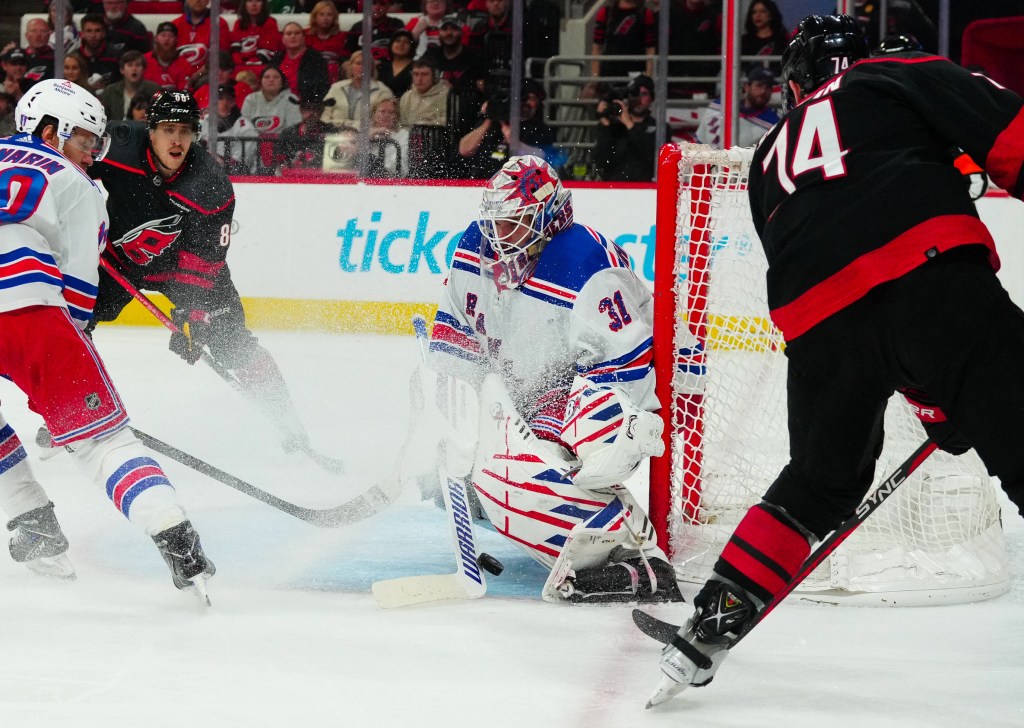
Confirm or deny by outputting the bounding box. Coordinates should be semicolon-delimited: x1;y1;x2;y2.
430;222;656;440
172;13;232;78
143;52;192;91
90;122;235;310
749;53;1024;341
0;133;108;328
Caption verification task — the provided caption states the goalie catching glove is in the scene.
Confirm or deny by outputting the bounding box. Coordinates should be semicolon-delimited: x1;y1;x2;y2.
559;376;664;488
169;308;213;365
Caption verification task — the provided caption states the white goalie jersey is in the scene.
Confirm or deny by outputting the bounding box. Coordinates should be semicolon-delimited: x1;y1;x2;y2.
429;220;656;441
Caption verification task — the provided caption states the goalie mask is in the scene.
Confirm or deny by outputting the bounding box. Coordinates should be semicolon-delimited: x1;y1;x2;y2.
478;155;572;291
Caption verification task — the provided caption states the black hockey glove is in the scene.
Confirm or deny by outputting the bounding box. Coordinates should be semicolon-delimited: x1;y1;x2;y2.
169;308;212;365
899;388;972;455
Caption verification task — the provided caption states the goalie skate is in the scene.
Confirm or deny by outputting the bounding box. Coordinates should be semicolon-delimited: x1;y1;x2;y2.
8;502;76;580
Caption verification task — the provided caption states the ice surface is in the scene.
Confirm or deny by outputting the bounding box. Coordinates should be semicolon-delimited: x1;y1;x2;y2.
0;328;1020;727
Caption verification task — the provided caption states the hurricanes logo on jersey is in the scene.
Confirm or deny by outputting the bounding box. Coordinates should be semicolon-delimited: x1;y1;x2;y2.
114;215;182;265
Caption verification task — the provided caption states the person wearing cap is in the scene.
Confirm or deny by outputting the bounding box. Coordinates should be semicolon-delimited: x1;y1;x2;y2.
406;0;450;58
695;66;780;149
144;22;190;92
103;0;151;54
100;50;162;122
592;73;664;182
0;50;32;96
379;29;415;98
277;93;332;169
422;14;486;135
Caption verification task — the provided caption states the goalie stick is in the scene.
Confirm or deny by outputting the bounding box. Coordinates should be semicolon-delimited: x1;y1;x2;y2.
130;427;399;528
98;258;345;475
632;439;939;645
371;314;498;608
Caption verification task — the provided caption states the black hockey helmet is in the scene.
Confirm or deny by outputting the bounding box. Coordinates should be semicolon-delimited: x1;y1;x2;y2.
147;90;200;132
781;14;869;110
873;33;923;56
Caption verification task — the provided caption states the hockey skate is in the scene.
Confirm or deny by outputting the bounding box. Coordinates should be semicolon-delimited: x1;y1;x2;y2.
152;520;216;606
554;546;685;604
7;502;75;580
646;579;755;708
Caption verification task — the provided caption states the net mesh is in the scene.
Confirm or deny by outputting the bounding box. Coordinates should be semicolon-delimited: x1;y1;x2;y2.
664;144;1008;604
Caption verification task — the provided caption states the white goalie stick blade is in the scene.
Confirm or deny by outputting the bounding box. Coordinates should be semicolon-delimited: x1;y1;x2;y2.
372;473;487;608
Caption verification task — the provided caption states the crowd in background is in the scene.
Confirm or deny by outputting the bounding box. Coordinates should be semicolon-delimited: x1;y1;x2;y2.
0;0;1018;181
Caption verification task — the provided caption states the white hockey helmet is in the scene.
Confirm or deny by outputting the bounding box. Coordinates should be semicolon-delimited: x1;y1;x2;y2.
16;78;110;160
478;155;572;290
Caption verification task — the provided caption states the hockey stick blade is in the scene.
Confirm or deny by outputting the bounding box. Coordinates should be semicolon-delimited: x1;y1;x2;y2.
633;440;939;646
131;427;399;528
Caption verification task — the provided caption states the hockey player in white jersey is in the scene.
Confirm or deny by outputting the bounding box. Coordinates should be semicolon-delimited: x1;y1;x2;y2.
0;79;214;600
424;155;682;603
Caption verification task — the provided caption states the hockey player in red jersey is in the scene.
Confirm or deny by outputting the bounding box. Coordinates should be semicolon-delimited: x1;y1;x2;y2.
647;14;1024;706
89;90;317;457
0;80;214;598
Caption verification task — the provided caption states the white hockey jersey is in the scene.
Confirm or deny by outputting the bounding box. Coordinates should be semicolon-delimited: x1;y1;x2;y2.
430;221;656;440
0;133;108;327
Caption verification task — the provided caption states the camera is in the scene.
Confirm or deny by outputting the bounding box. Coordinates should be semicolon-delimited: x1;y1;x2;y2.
485;70;512;123
597;75;653;119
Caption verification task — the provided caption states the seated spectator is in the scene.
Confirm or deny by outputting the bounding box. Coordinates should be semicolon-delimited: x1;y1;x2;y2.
62;51;95;92
368;95;409;177
695;66;780;149
1;49;33;95
78;12;123;90
145;22;192;91
741;0;788;75
457;95;547;179
345;0;406;63
278;94;331;169
379;30;415;98
469;0;513;70
422;15;486;134
128;91;151;122
241;65;301;135
305;1;349;84
232;0;281;73
321;50;392;130
2;77;24;105
24;17;56;85
48;0;81;54
399;59;449;127
520;78;556;158
174;0;232;80
272;21;330;103
100;50;162;121
0;91;16;137
193;51;253;110
592;73;662;181
406;0;450;59
236;68;259;96
589;0;654;82
205;83;259;174
103;0;150;54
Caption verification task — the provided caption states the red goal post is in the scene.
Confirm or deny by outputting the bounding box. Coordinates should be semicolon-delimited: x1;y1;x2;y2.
648;142;1009;605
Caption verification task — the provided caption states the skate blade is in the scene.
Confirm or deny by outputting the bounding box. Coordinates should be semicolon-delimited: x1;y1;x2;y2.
646;674;689;709
26;554;77;581
189;574;212;607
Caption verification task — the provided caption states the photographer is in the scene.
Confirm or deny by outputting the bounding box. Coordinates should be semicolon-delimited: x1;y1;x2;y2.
457;80;548;179
592;74;661;182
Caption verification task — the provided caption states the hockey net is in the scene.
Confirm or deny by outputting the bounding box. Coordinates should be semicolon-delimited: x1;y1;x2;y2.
649;143;1009;605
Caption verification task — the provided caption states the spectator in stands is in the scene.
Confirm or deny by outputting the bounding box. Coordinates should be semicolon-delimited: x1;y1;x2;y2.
100;50;162;121
62;51;95;92
129;91;151;122
1;78;23;105
145;21;192;90
277;94;331;169
232;0;282;73
321;49;392;129
458;93;547;179
206;83;259;174
740;0;788;74
174;0;233;80
1;50;32;95
589;0;654;83
378;30;415;98
592;73;661;181
345;0;406;63
241;65;301;136
399;59;449;127
368;95;409;177
469;0;513;70
423;15;485;135
695;66;780;149
194;51;253;110
48;0;81;54
668;0;721;97
272;21;330;103
24;17;56;85
78;13;123;90
406;0;450;59
305;0;349;84
102;0;150;54
236;68;259;96
0;92;15;137
520;77;556;158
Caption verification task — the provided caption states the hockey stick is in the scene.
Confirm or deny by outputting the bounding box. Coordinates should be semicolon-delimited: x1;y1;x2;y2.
98;258;345;474
130;427;399;528
371;314;498;608
632;439;939;644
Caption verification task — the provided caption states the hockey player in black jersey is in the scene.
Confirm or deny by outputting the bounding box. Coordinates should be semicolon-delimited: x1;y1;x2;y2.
90;90;316;457
647;14;1024;706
